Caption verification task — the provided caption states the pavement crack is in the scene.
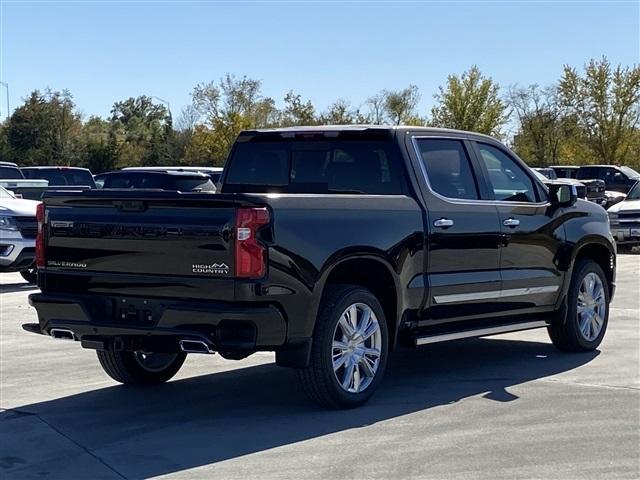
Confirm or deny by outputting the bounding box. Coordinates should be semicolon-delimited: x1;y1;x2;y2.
6;408;129;480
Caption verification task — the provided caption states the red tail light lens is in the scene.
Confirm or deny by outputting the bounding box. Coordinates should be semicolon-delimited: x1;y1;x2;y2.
235;207;269;278
35;202;45;268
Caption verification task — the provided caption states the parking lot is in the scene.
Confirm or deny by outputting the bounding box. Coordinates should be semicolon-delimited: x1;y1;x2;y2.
0;253;638;479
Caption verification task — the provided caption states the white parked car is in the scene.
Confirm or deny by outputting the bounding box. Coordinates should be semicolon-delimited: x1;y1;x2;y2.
0;185;39;282
608;180;640;251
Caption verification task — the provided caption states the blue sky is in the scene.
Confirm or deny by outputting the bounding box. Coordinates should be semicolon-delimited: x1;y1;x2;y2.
1;1;638;121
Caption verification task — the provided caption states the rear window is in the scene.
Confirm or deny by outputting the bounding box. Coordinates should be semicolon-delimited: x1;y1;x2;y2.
223;138;406;194
577;167;600;179
0;166;24;179
103;174;140;189
172;178;215;192
103;173;214;192
23;168;96;187
553;167;577;179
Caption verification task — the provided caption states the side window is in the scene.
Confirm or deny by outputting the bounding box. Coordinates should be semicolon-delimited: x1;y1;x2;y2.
577;167;600;180
105;175;135;189
606;169;627;185
415;139;479;200
477;143;537;202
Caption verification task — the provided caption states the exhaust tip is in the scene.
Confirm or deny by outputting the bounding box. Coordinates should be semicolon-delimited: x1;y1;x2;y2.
50;328;76;341
179;339;215;354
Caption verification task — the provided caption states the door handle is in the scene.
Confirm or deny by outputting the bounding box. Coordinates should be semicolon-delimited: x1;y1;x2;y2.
434;218;454;228
503;218;520;228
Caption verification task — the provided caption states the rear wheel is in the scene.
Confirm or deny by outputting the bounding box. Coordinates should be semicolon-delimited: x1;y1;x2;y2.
298;285;388;409
20;268;37;284
97;349;186;385
548;259;610;352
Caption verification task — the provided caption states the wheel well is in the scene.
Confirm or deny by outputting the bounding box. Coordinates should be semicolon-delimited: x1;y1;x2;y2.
575;243;615;291
324;258;398;346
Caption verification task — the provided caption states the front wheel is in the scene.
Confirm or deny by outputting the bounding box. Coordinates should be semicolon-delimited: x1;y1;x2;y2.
97;349;186;385
298;285;389;409
548;259;610;352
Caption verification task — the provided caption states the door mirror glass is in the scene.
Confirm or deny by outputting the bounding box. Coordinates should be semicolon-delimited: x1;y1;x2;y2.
549;183;577;207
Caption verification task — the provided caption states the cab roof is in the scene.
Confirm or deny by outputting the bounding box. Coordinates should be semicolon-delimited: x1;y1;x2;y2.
239;125;498;142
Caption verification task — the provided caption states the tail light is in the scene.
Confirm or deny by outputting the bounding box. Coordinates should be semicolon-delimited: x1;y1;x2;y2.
235;207;269;278
35;202;45;268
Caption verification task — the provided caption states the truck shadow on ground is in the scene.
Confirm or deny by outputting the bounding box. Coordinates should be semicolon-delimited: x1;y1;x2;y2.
5;337;597;478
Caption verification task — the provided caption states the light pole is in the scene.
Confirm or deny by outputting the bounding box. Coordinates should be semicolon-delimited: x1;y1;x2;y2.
0;81;9;120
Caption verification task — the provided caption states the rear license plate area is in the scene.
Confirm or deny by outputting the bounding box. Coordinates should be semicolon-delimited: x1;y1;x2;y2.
113;298;162;325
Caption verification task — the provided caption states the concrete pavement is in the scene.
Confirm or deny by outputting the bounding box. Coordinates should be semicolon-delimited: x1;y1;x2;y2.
1;254;638;479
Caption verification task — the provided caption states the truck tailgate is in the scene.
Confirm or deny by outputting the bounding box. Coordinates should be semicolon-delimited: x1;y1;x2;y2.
42;192;257;279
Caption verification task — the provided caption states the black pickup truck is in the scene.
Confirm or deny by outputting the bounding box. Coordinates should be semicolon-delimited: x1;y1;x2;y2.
25;126;616;409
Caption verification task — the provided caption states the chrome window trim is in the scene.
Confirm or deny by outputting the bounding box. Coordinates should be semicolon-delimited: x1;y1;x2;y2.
433;285;559;304
410;135;549;207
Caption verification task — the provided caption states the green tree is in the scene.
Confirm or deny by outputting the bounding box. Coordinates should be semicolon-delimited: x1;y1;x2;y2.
430;65;509;136
0;122;12;162
79;116;117;173
191;75;279;163
5;89;83;166
558;57;640;165
508;85;566;166
318;99;359;125
383;85;422;125
364;93;386;124
280;91;317;126
109;95;172;167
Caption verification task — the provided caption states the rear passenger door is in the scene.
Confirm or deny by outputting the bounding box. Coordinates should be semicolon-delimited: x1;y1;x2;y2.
410;136;504;322
472;141;565;311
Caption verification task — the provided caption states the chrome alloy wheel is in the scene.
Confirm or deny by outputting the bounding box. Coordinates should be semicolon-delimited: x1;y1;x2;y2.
577;272;606;342
133;352;179;372
332;303;382;393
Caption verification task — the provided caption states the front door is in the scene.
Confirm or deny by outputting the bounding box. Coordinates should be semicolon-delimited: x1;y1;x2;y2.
473;141;565;312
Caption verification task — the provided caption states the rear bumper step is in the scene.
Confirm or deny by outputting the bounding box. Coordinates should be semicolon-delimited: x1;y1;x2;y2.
25;292;287;351
411;320;549;346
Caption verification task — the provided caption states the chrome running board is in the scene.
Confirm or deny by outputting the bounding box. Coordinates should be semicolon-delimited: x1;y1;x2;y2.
413;320;549;346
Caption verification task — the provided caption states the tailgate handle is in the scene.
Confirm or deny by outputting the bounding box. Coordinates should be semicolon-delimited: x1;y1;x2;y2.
115;201;147;212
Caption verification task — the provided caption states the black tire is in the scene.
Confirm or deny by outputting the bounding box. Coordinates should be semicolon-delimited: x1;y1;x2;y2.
20;268;37;284
96;349;186;385
548;259;610;352
298;285;389;409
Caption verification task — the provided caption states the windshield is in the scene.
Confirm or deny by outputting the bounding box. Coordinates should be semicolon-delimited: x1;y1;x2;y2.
0;166;24;179
627;181;640;200
0;186;14;199
620;166;640;179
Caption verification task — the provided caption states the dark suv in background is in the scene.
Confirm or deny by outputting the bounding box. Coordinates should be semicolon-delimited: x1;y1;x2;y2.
21;166;96;188
577;165;640;194
536;166;606;206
